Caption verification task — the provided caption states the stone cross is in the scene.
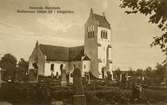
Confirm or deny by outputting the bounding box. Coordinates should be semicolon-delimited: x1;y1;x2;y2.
73;67;84;95
60;64;67;86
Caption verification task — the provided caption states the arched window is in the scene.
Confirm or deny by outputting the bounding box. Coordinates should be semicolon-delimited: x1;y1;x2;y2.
88;25;95;38
50;64;54;71
101;30;108;39
60;64;63;70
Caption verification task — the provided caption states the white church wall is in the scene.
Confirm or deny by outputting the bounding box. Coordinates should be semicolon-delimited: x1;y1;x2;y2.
44;61;68;76
108;48;112;60
97;27;111;60
97;27;112;75
98;63;103;76
28;45;45;76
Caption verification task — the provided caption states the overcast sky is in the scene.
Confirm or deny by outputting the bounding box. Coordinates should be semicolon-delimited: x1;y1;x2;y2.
0;0;165;70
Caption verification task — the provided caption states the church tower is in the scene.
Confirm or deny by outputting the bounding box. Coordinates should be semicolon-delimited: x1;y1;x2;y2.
84;9;112;78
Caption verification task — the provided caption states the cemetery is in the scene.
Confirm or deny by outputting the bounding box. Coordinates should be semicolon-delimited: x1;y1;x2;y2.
0;65;167;105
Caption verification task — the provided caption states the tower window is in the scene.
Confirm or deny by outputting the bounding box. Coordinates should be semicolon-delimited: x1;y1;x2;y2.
88;31;94;38
88;25;95;38
101;31;103;38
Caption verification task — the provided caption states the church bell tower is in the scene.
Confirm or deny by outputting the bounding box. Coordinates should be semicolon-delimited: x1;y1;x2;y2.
84;9;112;79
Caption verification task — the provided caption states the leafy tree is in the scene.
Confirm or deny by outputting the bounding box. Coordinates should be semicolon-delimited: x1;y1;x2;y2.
0;53;17;81
120;0;167;55
144;64;166;84
155;63;166;82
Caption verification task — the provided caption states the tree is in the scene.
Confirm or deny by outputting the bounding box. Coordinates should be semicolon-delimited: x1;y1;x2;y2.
144;64;166;84
155;63;166;82
0;53;17;81
120;0;167;55
17;58;29;81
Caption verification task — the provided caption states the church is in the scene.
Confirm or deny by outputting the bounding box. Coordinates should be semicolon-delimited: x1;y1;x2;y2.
28;9;112;80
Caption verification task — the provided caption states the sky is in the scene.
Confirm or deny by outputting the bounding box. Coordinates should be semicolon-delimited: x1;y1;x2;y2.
0;0;165;70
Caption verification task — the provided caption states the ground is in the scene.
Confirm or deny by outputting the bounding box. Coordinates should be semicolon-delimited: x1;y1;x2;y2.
0;82;167;105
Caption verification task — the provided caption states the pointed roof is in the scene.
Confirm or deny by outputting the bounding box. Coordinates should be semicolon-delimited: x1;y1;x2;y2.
35;40;39;47
89;8;111;29
93;13;110;29
90;8;93;15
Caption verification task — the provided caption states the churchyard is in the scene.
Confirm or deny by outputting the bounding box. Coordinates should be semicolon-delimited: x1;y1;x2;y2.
0;73;167;105
0;60;167;105
0;57;167;105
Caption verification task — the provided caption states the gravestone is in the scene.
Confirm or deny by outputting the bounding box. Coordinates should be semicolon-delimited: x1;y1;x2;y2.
73;67;84;94
60;64;67;86
73;94;86;105
51;100;63;105
29;69;37;81
72;67;86;105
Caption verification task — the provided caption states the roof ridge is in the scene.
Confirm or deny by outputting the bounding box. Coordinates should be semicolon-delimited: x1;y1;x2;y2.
69;45;84;48
39;44;68;48
39;44;84;49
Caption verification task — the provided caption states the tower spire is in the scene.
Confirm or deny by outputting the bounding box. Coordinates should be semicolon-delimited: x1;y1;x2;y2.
90;8;93;16
102;12;105;17
35;40;39;48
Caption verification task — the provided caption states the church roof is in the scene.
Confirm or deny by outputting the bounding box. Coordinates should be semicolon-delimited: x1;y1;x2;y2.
89;8;110;29
93;13;111;29
39;44;84;61
69;46;84;61
39;44;69;61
